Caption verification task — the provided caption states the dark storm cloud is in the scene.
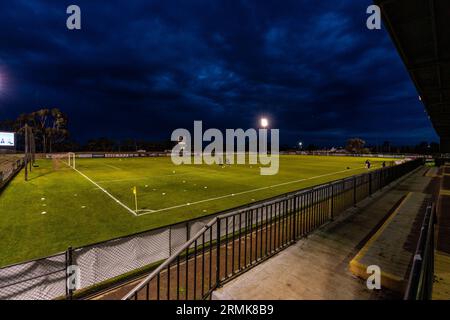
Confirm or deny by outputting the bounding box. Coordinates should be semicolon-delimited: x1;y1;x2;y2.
0;0;438;146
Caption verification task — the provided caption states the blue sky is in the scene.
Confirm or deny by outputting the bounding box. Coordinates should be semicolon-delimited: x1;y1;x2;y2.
0;0;439;146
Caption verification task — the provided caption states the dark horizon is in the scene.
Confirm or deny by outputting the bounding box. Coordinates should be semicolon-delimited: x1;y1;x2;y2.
0;0;439;148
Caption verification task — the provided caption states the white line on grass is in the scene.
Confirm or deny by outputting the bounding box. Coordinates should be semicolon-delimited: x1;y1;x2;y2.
65;163;138;216
104;164;123;170
137;166;375;216
96;172;192;184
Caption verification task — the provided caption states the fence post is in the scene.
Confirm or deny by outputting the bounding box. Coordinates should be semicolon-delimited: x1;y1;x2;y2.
65;247;74;300
330;183;334;220
369;172;372;196
186;222;190;242
353;177;357;206
169;226;172;257
216;218;221;288
293;196;297;240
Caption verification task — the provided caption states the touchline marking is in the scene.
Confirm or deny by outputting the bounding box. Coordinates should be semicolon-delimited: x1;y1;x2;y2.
96;172;192;184
104;164;122;170
137;166;376;216
65;163;138;216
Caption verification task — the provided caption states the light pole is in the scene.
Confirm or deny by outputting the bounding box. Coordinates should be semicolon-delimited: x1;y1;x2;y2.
260;117;269;154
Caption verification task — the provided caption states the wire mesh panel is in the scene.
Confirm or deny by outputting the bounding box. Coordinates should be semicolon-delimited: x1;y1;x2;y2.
74;228;171;289
189;217;213;240
0;253;66;300
169;223;189;254
188;216;218;249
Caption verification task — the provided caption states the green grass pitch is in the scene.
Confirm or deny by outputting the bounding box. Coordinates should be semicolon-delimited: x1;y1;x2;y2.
0;155;397;266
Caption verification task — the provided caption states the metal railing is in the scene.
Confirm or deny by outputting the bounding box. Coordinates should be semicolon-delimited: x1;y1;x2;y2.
123;159;424;300
0;158;23;190
404;203;436;300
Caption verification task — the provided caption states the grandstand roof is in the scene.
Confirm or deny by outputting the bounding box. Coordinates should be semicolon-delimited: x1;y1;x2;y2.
376;0;450;150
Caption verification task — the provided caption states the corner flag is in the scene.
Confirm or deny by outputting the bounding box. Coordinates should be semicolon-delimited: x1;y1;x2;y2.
132;186;138;213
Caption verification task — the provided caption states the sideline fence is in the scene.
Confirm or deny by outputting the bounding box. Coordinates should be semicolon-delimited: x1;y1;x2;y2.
0;158;23;189
0;159;423;300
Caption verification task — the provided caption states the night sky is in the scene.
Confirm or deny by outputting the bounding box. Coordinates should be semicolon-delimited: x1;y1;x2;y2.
0;0;439;147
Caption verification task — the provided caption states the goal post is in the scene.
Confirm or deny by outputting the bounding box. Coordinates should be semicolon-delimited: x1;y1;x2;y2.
24;124;36;181
68;152;76;169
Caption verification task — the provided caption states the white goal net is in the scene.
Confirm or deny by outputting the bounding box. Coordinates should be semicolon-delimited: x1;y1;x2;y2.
67;152;76;169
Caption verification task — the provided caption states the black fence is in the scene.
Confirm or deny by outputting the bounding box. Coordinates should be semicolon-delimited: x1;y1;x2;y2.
404;203;436;300
123;159;424;300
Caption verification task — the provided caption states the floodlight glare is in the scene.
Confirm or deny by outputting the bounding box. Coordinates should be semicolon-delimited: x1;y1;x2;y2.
260;118;269;128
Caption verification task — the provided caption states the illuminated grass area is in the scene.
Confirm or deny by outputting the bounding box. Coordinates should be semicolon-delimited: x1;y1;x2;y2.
0;155;398;266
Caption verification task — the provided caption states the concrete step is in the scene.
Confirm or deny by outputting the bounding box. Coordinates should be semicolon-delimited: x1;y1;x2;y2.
349;192;431;293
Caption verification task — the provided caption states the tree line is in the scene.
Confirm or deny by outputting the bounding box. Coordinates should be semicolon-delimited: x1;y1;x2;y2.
0;113;440;154
0;111;174;153
0;108;69;153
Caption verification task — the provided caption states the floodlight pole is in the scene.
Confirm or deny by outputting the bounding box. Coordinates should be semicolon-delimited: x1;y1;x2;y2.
28;127;32;173
24;124;28;181
31;130;36;165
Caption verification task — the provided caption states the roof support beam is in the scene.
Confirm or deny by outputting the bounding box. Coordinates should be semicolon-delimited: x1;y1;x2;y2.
429;0;443;104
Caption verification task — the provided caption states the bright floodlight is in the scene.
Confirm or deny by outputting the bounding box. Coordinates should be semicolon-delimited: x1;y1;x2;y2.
260;118;269;128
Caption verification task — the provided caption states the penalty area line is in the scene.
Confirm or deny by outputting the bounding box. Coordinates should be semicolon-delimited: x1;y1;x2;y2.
64;163;138;217
137;166;376;216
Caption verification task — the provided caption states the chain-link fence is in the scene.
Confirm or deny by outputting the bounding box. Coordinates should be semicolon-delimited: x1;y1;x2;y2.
0;157;23;189
0;253;67;300
0;159;423;300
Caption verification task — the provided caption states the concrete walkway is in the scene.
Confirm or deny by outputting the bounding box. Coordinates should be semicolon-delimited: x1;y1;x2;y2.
213;167;435;300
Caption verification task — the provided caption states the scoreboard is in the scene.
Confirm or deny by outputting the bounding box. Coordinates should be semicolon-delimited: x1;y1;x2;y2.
0;132;15;147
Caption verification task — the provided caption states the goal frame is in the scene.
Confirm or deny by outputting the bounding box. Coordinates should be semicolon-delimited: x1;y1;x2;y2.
68;152;76;169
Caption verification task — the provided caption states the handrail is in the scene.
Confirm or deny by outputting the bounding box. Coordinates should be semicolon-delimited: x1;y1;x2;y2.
404;203;436;300
122;217;219;300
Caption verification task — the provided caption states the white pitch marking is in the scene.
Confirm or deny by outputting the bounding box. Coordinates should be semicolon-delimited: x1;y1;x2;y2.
96;172;191;184
65;163;138;216
104;164;122;170
136;209;156;213
136;166;374;216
